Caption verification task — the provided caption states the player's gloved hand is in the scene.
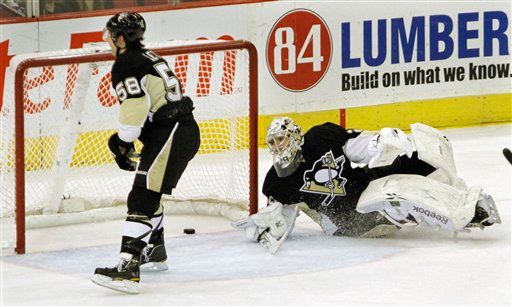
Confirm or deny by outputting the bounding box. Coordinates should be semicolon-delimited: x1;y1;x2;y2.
108;133;137;171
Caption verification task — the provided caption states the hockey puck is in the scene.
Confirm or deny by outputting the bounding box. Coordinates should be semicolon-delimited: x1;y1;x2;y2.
183;228;196;234
503;148;512;165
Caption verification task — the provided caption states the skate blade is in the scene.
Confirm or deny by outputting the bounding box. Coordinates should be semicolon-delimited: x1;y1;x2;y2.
140;261;168;272
91;274;139;294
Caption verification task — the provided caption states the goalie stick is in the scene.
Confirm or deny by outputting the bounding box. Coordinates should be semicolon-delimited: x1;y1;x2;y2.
503;148;512;165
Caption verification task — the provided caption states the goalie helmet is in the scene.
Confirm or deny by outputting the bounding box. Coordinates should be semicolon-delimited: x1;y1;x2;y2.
266;117;304;177
104;12;146;43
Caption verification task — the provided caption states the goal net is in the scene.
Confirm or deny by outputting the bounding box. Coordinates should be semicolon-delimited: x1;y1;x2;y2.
1;40;258;253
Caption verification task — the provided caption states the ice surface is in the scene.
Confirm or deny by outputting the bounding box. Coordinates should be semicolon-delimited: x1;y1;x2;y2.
1;124;510;305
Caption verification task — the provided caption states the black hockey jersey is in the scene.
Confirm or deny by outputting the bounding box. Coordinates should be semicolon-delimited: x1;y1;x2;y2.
111;48;183;134
262;122;437;236
262;123;389;236
263;122;371;215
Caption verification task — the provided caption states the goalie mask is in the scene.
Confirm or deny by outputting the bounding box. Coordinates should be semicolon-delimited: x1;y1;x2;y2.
266;117;304;177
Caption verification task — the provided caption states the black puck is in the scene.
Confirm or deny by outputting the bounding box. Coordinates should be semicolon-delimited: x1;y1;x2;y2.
183;228;196;234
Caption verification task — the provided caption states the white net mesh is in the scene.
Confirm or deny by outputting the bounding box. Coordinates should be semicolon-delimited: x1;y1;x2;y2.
1;41;253;223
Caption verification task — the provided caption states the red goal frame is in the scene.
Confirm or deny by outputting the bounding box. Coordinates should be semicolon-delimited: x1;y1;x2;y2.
12;40;258;254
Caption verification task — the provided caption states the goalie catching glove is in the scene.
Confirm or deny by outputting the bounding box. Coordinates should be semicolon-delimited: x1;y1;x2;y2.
108;133;138;171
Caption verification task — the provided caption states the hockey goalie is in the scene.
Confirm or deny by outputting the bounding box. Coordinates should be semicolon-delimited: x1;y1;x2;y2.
233;117;501;254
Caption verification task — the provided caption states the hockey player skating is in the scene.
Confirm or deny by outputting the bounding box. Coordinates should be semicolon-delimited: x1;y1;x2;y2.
233;117;501;254
91;12;200;294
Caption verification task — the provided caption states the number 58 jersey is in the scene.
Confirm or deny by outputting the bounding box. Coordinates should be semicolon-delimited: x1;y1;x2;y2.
110;48;183;131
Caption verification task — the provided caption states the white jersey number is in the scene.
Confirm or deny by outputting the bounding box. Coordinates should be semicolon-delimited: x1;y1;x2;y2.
115;77;142;102
154;62;182;102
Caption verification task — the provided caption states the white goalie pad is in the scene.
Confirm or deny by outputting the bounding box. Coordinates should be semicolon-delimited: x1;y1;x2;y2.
410;123;468;190
366;123;469;191
356;174;479;232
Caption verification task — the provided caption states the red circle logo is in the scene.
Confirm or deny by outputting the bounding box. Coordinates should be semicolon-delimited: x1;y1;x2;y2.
266;9;332;92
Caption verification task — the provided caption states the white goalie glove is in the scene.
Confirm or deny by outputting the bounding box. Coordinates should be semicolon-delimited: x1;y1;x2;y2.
231;200;299;254
367;127;413;168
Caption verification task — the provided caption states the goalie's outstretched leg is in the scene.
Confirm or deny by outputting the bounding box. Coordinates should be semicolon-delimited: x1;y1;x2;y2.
357;175;502;233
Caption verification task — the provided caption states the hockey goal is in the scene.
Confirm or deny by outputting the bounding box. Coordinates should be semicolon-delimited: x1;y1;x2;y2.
1;40;258;254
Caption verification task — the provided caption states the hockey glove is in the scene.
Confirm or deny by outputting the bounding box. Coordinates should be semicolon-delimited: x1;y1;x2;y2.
368;127;413;168
231;201;299;254
108;133;137;171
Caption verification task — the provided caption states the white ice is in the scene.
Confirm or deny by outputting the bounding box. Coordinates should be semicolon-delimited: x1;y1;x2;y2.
1;124;511;305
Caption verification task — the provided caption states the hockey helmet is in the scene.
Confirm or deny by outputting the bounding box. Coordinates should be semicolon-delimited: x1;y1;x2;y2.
266;117;304;177
104;12;146;43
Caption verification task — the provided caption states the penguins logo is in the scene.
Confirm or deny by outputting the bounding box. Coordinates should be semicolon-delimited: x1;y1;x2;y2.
300;150;348;206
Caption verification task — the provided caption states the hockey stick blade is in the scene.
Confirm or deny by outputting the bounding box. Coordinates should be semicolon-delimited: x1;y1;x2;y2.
503;148;512;165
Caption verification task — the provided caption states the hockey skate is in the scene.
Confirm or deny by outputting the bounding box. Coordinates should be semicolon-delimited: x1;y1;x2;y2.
140;243;168;272
467;193;501;229
91;253;140;294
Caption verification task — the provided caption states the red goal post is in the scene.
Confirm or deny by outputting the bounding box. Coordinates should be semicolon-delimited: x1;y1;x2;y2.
3;40;258;254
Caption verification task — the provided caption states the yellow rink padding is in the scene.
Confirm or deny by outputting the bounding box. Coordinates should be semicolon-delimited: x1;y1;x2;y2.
345;93;512;131
6;93;510;172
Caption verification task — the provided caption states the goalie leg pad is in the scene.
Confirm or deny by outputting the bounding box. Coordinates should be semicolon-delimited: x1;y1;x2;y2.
357;174;477;232
410;123;468;190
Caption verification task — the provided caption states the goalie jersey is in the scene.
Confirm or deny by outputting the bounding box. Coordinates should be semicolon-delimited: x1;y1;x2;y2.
262;123;392;236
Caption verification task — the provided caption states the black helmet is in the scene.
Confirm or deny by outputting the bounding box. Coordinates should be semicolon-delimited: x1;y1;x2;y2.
106;12;146;43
